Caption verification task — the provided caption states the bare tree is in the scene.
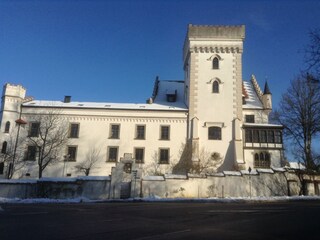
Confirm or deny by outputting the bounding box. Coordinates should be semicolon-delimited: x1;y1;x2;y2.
27;109;69;178
144;151;163;176
305;28;320;75
173;142;223;174
0;129;26;179
75;147;101;176
272;73;320;171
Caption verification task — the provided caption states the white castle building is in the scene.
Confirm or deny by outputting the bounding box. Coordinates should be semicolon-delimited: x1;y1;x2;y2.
0;24;285;179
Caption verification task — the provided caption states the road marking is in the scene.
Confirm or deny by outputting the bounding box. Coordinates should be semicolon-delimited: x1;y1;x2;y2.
134;229;191;240
11;211;48;216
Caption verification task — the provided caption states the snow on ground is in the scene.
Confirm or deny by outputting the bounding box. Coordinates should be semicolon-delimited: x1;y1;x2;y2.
1;196;320;204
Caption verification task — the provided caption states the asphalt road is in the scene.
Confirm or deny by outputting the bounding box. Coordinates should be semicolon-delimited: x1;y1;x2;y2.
0;200;320;240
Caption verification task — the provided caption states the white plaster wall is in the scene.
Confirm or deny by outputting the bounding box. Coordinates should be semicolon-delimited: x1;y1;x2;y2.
10;107;188;178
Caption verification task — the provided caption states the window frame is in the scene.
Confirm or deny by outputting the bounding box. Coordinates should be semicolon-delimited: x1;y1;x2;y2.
4;121;10;133
25;145;37;161
1;141;7;154
135;125;146;140
159;148;170;164
109;124;120;139
254;152;271;168
245;115;255;123
160;125;170;140
134;147;145;164
29;122;40;137
212;80;219;93
69;123;80;138
67;146;77;162
208;126;222;140
107;146;118;162
212;57;219;69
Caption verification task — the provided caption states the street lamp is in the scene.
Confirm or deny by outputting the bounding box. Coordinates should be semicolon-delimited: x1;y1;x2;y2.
248;166;252;199
63;154;70;177
8;117;27;179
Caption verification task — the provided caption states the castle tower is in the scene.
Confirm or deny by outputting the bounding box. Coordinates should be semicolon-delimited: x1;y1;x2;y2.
183;24;245;170
0;84;26;135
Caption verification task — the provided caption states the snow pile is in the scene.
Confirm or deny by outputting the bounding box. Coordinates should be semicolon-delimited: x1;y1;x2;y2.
2;195;320;204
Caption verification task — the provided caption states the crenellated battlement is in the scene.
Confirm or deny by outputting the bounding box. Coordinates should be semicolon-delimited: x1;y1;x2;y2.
187;24;245;39
2;83;26;100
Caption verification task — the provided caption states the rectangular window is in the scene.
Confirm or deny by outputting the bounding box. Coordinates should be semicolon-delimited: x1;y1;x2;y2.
245;129;253;142
245;115;255;123
253;130;259;143
134;148;144;163
208;127;222;140
268;130;275;143
107;147;118;162
69;123;79;138
274;130;282;143
110;124;120;139
260;130;267;143
160;126;170;140
159;148;169;164
25;146;37;161
29;122;40;137
136;125;145;139
67;146;77;161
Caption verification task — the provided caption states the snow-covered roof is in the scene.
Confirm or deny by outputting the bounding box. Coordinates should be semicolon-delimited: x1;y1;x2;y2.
243;80;263;109
243;123;283;128
22;80;188;112
153;80;185;103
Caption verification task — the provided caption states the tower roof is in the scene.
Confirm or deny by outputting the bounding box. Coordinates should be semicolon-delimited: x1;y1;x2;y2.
263;81;271;95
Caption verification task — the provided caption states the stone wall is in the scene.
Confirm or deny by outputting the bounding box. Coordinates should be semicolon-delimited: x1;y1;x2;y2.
0;169;319;200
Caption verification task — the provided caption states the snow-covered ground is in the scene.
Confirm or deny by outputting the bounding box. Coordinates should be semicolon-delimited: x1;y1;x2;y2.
1;195;320;204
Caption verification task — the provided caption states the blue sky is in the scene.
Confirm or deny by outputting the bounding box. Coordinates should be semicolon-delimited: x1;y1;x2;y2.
1;0;320;108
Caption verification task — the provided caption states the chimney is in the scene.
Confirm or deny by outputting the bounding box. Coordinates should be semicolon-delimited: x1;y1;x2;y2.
64;96;71;103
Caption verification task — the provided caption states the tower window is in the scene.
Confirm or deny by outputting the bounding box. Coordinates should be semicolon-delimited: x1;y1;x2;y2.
245;115;255;123
212;81;219;93
1;141;7;154
208;127;222;140
212;57;219;69
4;121;10;133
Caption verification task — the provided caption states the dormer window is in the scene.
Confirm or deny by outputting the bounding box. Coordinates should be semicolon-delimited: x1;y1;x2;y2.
166;90;177;102
212;57;219;69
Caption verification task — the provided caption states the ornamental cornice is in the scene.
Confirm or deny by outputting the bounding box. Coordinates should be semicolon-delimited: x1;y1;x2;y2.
191;45;243;53
65;116;187;124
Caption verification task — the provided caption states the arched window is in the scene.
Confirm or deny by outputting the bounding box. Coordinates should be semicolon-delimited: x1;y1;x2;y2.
4;121;10;133
0;162;4;175
212;81;219;93
212;57;219;69
208;127;222;140
1;141;7;154
254;152;271;169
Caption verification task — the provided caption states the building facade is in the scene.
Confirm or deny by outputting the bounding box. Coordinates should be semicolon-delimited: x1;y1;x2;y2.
0;24;285;179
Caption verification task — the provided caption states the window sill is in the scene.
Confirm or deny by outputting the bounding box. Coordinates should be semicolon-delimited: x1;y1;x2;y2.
106;160;117;163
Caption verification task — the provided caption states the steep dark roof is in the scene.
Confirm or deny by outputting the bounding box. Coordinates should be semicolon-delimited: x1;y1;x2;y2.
263;81;271;95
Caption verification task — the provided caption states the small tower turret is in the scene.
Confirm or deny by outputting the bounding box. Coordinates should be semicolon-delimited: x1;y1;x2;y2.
262;81;272;110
